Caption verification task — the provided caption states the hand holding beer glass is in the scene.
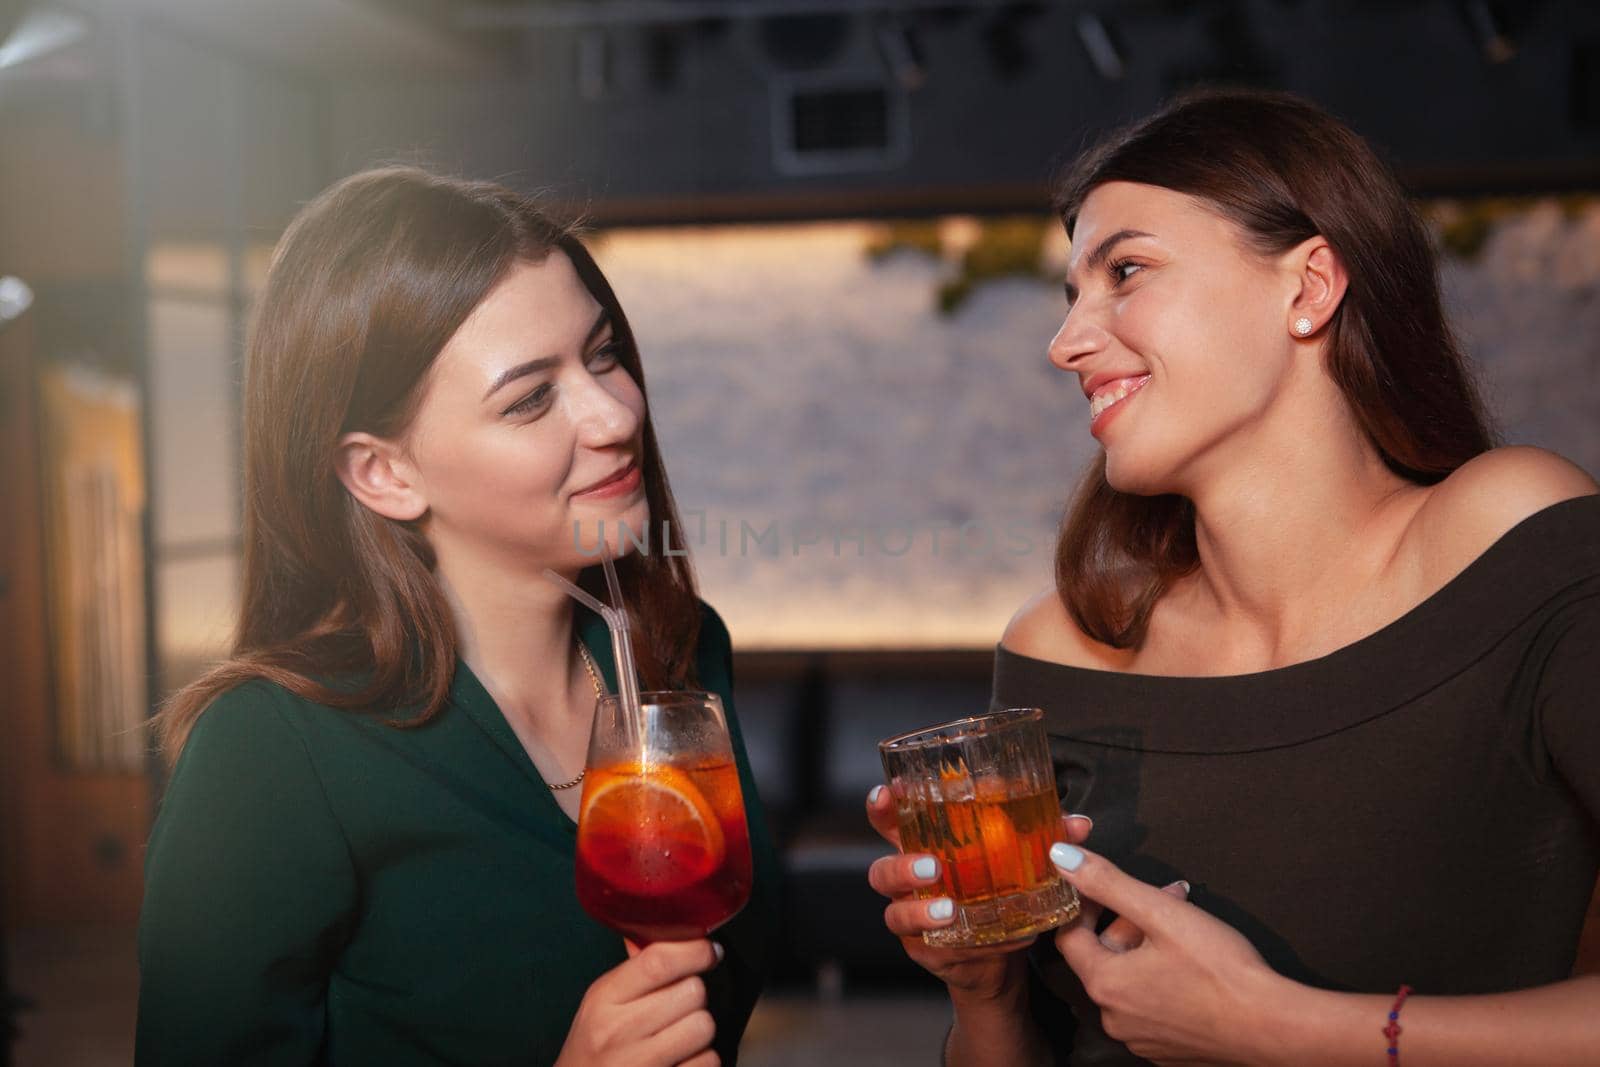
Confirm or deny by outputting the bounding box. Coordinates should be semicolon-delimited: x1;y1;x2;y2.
876;708;1079;947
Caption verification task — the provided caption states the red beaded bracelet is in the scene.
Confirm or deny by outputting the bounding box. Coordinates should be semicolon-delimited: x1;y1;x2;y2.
1382;984;1413;1065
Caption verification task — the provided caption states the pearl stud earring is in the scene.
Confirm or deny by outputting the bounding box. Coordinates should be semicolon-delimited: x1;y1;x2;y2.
1293;316;1314;336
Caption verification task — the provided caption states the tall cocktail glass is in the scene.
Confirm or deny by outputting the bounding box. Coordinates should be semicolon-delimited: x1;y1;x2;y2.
575;690;753;944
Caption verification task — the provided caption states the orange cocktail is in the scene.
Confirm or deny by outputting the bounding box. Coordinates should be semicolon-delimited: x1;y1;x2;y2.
880;708;1079;947
575;691;752;944
895;779;1061;927
575;756;752;943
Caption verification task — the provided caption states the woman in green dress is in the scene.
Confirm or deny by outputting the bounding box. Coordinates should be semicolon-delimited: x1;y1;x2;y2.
136;166;779;1066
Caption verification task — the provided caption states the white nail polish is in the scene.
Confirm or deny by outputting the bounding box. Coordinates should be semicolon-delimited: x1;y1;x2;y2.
868;785;885;805
928;898;954;921
1050;842;1085;872
912;856;938;880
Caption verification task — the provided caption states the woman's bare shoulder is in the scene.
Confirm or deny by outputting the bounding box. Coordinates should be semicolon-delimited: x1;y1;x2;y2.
1000;587;1136;672
1406;446;1599;583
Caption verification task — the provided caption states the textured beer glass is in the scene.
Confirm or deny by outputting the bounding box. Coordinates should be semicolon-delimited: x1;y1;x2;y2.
879;708;1080;947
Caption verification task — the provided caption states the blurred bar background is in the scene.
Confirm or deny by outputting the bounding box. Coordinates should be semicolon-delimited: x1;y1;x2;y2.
2;1;1599;1063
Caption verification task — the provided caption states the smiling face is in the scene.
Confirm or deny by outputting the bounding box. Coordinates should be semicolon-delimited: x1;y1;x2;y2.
398;252;649;576
1050;181;1300;495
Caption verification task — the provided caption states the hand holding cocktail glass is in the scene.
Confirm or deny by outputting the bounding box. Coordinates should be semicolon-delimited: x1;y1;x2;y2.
545;559;752;945
544;558;747;1067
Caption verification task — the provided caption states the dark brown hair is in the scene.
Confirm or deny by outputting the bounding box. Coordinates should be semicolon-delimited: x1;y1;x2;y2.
1053;88;1494;648
157;166;701;763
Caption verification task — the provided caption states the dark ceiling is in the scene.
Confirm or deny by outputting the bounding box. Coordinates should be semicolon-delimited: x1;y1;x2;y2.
15;1;1600;221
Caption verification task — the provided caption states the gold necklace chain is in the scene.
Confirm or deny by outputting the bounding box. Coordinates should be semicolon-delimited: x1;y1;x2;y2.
545;642;607;792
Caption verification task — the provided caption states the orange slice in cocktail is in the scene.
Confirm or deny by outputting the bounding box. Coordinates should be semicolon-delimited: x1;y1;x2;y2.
578;765;727;896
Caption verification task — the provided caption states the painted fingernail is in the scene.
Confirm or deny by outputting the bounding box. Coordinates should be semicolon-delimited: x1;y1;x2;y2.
912;856;938;881
1050;842;1084;872
927;898;954;921
712;942;725;963
1066;814;1094;832
1166;880;1192;895
868;785;885;805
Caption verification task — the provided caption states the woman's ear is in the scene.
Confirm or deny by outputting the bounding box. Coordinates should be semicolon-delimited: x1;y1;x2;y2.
1283;236;1348;339
333;432;428;522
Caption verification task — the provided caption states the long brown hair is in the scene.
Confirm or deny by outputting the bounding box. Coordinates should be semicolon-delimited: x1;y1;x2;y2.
1053;89;1495;648
157;166;701;763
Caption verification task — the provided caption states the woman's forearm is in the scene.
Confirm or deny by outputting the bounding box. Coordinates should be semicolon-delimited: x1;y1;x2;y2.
1252;974;1600;1067
945;973;1053;1067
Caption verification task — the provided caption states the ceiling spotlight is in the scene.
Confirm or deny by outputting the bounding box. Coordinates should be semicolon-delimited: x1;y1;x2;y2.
0;275;34;329
1075;13;1124;81
0;6;90;72
875;19;925;91
1462;0;1516;64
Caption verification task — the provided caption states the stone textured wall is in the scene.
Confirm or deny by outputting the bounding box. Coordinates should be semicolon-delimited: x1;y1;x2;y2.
1440;201;1600;474
594;203;1599;649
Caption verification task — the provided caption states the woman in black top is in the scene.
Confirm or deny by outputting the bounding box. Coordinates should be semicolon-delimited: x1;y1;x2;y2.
867;89;1599;1065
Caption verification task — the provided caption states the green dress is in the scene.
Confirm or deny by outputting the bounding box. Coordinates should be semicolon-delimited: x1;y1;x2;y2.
136;603;780;1066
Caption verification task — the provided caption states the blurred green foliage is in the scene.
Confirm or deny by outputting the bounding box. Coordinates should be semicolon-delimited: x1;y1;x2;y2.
864;220;942;261
1426;195;1596;262
867;216;1055;315
861;197;1598;309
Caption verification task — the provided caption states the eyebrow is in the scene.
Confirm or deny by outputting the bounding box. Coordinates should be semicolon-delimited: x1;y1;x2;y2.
1063;229;1155;302
481;307;613;400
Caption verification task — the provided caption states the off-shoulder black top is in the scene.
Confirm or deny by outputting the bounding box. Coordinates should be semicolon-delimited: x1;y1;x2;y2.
993;496;1600;1065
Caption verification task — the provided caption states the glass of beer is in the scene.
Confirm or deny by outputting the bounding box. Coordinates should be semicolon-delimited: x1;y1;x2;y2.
575;691;754;944
879;708;1079;947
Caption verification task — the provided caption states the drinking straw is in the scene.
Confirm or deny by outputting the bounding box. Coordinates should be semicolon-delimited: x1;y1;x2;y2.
542;554;645;741
599;552;643;718
541;568;610;622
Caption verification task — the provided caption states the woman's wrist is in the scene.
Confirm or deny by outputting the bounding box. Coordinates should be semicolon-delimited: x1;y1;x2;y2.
1238;973;1406;1067
945;960;1048;1067
948;975;1028;1015
1234;969;1331;1067
945;953;1031;1008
